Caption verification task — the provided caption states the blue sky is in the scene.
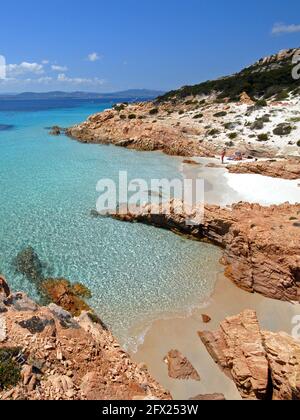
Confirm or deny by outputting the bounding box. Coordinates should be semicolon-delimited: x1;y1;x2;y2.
0;0;300;92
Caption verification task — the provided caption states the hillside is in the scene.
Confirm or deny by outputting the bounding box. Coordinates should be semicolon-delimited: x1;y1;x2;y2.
158;48;300;102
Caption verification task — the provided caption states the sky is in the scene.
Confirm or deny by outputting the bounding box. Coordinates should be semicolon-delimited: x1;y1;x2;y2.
0;0;300;93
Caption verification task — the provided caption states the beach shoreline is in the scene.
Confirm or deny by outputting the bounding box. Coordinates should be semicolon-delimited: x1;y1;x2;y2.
131;273;300;400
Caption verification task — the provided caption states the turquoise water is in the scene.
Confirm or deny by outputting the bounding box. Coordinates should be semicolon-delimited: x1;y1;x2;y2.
0;100;222;349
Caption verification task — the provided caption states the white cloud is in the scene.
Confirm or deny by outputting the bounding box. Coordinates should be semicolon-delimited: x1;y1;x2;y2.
6;62;44;76
87;52;102;62
272;23;300;35
51;65;68;72
37;76;53;84
42;60;49;65
57;73;105;85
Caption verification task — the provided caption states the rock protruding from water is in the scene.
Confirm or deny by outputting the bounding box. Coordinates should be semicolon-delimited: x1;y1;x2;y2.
49;126;65;136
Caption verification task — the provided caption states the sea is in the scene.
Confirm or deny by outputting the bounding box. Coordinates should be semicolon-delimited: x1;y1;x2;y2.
0;98;222;350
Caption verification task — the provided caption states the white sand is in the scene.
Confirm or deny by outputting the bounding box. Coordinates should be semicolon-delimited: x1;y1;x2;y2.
181;157;300;206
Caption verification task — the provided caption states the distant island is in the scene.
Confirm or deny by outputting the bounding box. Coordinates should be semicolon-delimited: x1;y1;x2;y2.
0;89;165;101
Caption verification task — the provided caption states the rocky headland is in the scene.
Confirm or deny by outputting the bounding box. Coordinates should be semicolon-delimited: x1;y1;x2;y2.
64;48;300;181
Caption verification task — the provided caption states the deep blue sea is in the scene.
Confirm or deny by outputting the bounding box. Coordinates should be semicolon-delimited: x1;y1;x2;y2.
0;98;221;349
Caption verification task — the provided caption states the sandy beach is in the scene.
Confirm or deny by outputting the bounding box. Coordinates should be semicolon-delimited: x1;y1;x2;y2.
132;273;300;400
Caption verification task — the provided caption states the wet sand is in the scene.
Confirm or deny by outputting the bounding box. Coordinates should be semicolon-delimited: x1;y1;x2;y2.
131;274;300;400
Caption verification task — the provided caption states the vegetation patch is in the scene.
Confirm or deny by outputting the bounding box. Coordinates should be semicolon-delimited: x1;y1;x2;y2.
193;113;203;119
214;111;227;118
257;133;269;142
228;132;238;140
273;123;293;136
149;108;159;115
128;114;137;120
0;348;22;391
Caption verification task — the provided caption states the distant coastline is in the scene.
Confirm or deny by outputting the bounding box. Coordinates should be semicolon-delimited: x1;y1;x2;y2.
0;89;164;101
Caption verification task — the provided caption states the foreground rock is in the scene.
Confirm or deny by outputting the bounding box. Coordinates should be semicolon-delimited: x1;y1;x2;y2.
0;277;170;400
199;310;300;400
164;350;200;381
189;394;226;401
107;200;300;302
227;159;300;180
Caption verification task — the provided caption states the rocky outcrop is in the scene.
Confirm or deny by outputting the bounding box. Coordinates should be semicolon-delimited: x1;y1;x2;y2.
66;102;218;158
227;159;300;180
164;350;200;381
107;201;300;302
0;277;171;400
199;310;300;400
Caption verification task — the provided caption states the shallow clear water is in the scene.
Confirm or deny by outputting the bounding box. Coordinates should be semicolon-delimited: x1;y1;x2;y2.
0;99;222;349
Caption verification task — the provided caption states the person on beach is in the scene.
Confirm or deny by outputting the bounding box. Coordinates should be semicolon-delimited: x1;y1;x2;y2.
221;148;227;164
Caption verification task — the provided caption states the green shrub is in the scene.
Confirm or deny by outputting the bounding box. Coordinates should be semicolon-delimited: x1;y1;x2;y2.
297;140;300;147
275;90;289;101
178;110;184;115
193;113;203;119
273;123;292;136
119;114;126;120
0;348;22;391
214;111;227;118
257;133;269;142
256;99;268;107
128;114;137;120
225;141;234;147
224;122;238;130
114;103;126;112
289;117;300;123
207;129;220;136
228;132;238;140
149;108;159;115
251;119;264;130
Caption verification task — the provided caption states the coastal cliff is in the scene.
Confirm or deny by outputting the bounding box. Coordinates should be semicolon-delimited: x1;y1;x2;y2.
105;201;300;302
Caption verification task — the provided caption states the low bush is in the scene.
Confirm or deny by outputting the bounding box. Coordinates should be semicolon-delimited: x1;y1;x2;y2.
228;132;238;140
214;111;227;118
273;123;292;136
257;133;269;141
128;114;137;120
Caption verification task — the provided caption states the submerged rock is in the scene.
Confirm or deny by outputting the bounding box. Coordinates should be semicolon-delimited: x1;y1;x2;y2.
42;278;92;317
14;247;44;285
49;126;65;136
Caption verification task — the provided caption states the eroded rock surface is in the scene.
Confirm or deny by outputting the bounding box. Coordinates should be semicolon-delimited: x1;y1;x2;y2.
228;159;300;180
108;200;300;302
164;350;200;382
0;277;171;401
199;310;300;400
